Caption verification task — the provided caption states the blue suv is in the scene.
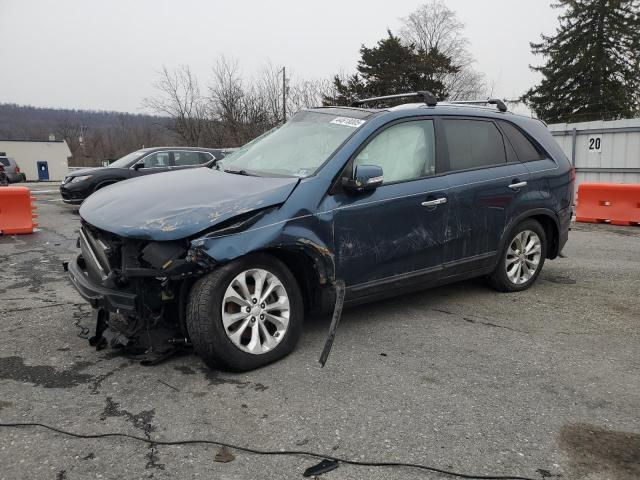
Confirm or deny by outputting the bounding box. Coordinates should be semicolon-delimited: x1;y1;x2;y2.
66;92;574;371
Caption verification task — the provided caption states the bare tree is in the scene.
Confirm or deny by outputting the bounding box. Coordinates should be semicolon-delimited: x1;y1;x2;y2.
400;1;486;100
144;65;208;145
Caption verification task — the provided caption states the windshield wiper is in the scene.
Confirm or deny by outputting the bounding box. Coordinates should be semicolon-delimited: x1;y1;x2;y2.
224;168;254;176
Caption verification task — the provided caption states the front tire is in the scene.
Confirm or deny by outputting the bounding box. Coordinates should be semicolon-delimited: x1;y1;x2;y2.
487;219;547;292
186;253;304;371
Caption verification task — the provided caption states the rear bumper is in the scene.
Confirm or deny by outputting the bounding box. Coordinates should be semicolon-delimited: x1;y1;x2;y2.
557;206;572;253
6;173;22;183
65;255;137;313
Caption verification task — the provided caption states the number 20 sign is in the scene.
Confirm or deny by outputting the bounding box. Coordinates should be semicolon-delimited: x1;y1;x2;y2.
588;135;602;153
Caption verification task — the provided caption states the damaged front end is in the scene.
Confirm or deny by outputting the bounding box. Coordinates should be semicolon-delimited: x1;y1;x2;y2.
64;221;214;362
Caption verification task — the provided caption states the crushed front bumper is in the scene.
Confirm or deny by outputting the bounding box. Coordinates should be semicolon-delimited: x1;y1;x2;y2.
65;255;137;313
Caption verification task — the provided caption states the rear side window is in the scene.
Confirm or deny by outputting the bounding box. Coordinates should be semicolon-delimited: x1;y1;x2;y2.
198;152;213;164
499;122;544;162
173;151;202;166
442;119;506;171
0;158;9;166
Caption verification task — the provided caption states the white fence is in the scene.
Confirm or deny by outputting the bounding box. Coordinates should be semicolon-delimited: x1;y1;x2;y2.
548;118;640;189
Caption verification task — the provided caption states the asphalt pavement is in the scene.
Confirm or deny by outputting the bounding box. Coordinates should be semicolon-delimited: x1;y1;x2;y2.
0;183;638;480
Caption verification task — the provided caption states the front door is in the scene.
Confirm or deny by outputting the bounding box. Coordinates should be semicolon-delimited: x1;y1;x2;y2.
37;161;49;181
329;119;449;289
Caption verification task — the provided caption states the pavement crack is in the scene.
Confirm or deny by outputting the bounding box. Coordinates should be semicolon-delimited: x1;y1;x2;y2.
100;397;165;470
462;316;531;334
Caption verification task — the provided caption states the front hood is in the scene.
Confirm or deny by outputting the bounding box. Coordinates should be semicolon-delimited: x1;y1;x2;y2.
79;168;299;240
68;167;104;177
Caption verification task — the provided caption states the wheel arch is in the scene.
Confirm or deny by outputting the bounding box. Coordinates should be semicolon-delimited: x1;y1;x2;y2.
258;244;335;313
94;179;120;191
502;209;561;260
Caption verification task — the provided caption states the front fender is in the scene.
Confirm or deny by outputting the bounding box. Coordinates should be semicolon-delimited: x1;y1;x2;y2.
192;212;336;285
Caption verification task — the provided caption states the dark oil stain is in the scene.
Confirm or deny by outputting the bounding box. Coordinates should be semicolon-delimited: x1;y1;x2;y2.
0;400;14;410
0;356;93;388
543;274;577;285
174;365;197;375
82;452;95;460
199;367;269;391
56;470;67;480
559;423;640;480
100;397;165;470
536;468;562;478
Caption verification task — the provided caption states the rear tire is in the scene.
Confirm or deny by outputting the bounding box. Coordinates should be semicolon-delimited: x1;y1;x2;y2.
487;219;547;292
186;253;304;372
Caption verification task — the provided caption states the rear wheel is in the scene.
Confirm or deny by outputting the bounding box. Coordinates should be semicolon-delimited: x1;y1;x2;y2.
487;219;547;292
186;253;304;371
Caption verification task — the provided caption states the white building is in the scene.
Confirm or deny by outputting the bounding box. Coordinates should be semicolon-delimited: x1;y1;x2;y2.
0;139;72;181
548;118;640;189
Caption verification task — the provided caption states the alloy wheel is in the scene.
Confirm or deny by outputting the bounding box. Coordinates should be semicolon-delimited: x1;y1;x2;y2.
505;230;542;285
221;269;290;354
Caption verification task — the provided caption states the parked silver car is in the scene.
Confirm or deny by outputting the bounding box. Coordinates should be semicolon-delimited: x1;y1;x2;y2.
0;156;24;183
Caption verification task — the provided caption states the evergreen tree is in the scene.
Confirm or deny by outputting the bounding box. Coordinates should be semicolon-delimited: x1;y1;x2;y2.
524;0;640;123
324;31;458;106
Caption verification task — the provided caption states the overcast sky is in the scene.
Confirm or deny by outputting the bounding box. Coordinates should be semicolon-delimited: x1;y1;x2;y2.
0;0;559;114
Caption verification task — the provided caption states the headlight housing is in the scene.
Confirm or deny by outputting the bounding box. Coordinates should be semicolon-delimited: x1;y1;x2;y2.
70;175;92;183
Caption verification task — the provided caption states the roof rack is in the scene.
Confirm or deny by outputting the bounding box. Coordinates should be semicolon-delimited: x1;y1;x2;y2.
349;92;508;113
447;99;508;112
351;91;438;107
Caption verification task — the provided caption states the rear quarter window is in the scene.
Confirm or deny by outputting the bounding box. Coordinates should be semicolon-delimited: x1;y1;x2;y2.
499;121;544;162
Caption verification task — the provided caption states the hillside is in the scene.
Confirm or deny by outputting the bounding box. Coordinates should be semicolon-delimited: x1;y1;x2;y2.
0;103;177;167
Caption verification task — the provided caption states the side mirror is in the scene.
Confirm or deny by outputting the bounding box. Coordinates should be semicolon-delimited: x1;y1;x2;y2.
133;162;144;171
343;164;383;193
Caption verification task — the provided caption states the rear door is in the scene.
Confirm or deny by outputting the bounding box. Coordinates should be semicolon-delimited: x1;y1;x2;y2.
439;117;529;275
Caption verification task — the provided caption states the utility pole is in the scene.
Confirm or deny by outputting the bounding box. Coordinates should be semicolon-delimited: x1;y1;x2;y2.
79;125;87;157
281;66;288;124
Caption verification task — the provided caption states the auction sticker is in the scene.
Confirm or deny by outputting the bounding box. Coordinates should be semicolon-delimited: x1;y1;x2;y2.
330;117;366;128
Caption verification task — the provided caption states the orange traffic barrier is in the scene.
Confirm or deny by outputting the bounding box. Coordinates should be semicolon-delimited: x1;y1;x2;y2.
0;186;38;235
576;183;640;226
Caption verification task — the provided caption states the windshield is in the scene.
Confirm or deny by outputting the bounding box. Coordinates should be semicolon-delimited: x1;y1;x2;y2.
108;150;149;168
217;111;365;177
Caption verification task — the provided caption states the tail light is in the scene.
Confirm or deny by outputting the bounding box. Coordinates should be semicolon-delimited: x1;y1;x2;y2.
0;165;4;172
15;166;20;173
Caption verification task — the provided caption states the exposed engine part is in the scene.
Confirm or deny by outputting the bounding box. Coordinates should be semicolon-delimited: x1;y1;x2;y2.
141;241;187;270
87;307;190;365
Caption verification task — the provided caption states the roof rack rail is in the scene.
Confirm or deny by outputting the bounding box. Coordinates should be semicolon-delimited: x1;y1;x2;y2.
447;99;508;112
351;91;438;108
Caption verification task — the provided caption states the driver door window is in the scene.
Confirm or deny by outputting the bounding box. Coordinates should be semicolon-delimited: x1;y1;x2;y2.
353;120;435;183
142;151;171;168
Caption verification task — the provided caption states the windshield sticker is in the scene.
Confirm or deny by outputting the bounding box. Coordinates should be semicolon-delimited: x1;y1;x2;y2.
330;117;366;128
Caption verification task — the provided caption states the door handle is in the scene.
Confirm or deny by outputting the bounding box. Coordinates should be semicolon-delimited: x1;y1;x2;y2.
509;181;527;190
421;197;447;207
